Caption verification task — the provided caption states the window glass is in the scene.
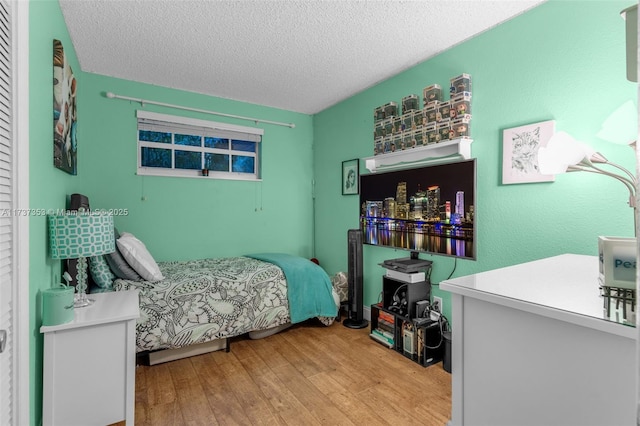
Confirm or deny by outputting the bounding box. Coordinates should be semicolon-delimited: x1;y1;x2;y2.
205;153;230;172
139;130;171;144
231;139;256;153
175;150;202;169
232;155;255;174
141;147;172;168
204;137;229;149
175;134;201;147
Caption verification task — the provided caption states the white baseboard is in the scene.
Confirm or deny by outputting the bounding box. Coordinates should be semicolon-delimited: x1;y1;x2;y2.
363;305;371;321
339;304;372;322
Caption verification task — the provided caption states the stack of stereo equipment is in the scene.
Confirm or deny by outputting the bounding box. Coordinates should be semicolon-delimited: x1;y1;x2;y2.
404;316;444;367
370;254;445;366
370;302;445;367
381;255;432;319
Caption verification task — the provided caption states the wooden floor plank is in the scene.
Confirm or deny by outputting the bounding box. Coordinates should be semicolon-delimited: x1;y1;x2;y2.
145;362;178;406
130;363;185;426
168;358;218;426
244;332;293;370
141;402;185;426
227;337;259;362
213;350;282;425
294;326;382;393
359;385;420;425
271;362;355;425
271;330;330;378
248;364;322;425
191;354;254;426
307;371;390;425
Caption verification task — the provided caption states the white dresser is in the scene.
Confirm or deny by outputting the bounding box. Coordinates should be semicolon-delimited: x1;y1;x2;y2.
41;290;140;426
441;254;636;426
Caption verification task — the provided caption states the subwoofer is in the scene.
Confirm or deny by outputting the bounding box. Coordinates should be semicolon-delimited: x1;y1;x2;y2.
344;229;368;329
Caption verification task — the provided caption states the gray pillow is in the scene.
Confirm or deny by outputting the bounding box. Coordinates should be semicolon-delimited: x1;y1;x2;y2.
105;247;142;281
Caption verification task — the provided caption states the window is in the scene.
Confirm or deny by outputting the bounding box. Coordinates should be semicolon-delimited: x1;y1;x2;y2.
137;110;263;180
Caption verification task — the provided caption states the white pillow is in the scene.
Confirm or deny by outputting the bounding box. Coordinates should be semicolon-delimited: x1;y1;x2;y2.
116;232;164;282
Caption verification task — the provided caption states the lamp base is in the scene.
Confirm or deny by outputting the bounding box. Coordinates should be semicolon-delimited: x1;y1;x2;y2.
73;256;94;308
74;293;95;308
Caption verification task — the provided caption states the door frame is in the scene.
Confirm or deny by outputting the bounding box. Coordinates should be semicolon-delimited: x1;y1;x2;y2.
13;0;30;424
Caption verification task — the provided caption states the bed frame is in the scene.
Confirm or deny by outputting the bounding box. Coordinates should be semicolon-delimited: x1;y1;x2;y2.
136;322;294;365
137;338;230;366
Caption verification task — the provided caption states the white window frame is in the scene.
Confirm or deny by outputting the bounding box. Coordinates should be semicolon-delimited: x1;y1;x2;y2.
136;110;263;181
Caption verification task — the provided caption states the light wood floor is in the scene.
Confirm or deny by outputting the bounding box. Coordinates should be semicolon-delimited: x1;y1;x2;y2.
131;319;452;425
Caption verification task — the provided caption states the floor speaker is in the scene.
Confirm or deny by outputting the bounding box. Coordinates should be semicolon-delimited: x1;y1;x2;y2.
344;229;368;329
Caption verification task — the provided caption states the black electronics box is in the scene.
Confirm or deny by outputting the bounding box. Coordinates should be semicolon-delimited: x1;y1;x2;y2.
381;257;432;274
417;319;443;367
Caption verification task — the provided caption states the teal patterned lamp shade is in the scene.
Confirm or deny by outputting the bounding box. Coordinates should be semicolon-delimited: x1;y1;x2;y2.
48;213;115;260
48;212;115;308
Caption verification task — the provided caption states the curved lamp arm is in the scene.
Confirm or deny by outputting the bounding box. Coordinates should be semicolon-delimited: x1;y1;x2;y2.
568;163;636;208
578;154;637;186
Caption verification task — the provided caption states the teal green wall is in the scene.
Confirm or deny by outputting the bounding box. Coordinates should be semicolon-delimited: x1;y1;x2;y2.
29;1;79;423
313;0;637;319
77;74;314;262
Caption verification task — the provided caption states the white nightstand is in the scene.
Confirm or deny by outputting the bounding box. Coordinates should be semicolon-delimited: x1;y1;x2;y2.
40;290;140;426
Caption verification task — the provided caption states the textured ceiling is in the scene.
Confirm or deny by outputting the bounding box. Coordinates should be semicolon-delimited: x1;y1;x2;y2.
59;0;545;114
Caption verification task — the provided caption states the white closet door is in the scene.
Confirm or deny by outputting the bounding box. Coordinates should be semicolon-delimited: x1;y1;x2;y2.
0;0;14;423
0;0;27;424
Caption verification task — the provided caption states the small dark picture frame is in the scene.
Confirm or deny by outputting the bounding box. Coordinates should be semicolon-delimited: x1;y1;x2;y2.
342;158;359;195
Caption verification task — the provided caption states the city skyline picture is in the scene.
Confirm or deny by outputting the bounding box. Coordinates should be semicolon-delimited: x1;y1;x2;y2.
359;159;476;260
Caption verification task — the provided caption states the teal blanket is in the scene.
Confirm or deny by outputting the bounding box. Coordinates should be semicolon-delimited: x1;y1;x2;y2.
246;253;337;323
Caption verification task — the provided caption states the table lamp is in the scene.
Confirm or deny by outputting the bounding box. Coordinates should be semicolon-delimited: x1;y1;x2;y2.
48;212;115;307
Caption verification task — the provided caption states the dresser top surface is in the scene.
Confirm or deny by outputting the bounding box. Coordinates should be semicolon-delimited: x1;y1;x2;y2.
40;290;140;333
440;254;635;338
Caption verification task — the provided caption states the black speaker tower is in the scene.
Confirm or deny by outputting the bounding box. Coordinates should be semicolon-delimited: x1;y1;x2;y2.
344;229;368;329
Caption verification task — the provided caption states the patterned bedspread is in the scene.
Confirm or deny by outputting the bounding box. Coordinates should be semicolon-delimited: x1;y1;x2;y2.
113;256;334;353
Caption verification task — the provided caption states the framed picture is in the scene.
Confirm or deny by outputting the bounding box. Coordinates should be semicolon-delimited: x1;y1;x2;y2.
342;158;359;195
53;39;78;175
502;120;555;184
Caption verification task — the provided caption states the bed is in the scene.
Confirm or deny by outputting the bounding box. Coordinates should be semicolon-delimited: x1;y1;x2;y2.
111;253;339;364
